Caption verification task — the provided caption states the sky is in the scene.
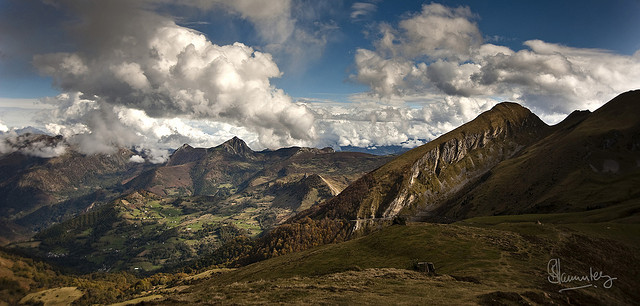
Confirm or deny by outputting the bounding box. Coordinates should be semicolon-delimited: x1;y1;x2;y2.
1;0;639;162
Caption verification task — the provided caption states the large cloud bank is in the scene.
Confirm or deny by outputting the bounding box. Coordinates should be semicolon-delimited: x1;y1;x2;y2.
353;3;640;122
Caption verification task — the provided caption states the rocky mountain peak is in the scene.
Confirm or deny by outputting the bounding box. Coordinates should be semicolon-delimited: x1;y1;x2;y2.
219;136;253;157
476;102;546;129
490;101;526;111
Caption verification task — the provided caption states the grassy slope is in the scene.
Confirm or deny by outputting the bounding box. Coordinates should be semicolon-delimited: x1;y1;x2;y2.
0;247;193;305
17;191;248;273
0;249;71;305
156;201;640;305
18;286;83;305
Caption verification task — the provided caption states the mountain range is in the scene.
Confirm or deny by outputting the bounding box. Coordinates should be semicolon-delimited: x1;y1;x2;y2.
1;90;639;304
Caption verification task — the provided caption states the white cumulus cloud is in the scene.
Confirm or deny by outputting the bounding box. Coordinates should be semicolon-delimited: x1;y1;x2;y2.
37;92;265;162
353;3;640;125
129;154;145;163
33;0;317;154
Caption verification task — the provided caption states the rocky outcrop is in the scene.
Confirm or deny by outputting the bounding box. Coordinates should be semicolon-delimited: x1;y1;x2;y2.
377;104;549;220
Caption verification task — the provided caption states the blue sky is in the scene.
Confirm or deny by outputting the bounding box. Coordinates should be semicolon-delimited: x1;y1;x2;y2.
1;0;640;160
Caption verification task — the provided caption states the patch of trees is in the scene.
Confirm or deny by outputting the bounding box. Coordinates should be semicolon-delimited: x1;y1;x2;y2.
249;217;351;261
0;250;73;304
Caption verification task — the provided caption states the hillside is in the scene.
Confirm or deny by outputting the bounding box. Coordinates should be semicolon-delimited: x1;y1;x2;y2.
0;135;148;242
0;247;191;305
16;191;227;273
0;248;76;305
291;91;640;230
5;194;639;305
432;90;640;220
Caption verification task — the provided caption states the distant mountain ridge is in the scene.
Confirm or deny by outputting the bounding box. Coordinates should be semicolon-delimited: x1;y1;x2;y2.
125;137;382;201
7;139;392;272
0;134;147;238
